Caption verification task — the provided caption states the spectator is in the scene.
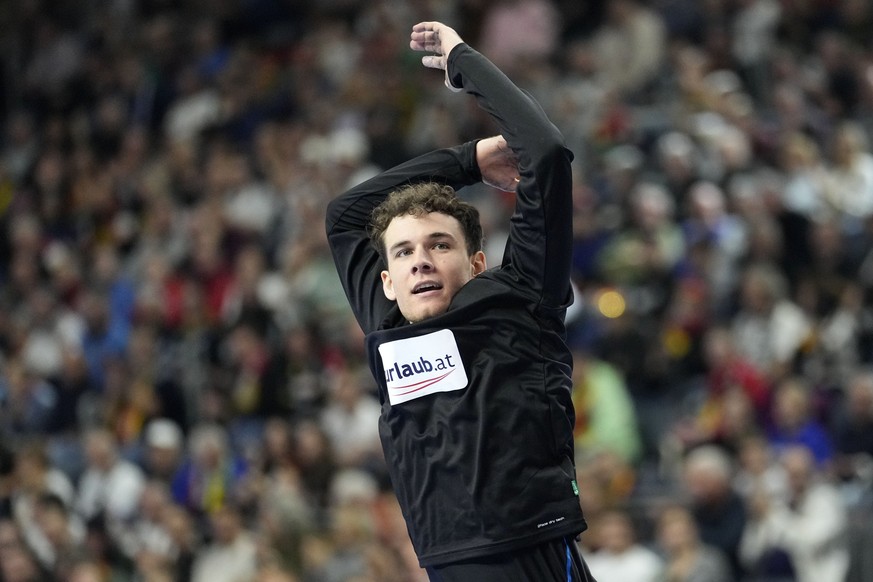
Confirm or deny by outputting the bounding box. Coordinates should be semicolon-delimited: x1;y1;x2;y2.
733;434;789;504
10;441;79;568
319;366;383;472
256;460;313;576
0;358;58;444
159;504;198;582
141;418;186;485
75;427;146;525
795;218;863;387
682;444;747;579
832;368;873;489
18;285;82;383
221;321;276;447
731;262;813;381
768;376;834;466
169;423;248;520
90;245;136;342
585;509;663;582
260;325;329;420
589;0;668;100
683;325;769;450
116;480;176;563
290;419;338;512
730;0;783;101
824;121;873;226
76;286;129;393
655;504;733;582
221;243;276;334
679;180;747;315
740;444;850;582
0;518;51;582
477;0;560;73
599;182;685;297
189;503;257;582
121;323;189;434
571;348;643;464
656;132;700;217
1;111;40;184
778;130;828;220
29;492;86;579
301;500;377;582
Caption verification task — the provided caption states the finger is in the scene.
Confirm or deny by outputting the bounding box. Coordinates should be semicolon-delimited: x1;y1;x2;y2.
421;55;445;70
412;21;439;34
410;34;441;54
410;22;444;52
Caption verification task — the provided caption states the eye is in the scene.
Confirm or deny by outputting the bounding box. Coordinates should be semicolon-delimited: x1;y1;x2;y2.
433;242;450;250
394;248;412;258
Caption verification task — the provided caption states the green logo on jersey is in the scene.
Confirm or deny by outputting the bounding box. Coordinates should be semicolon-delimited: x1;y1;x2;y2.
571;479;579;496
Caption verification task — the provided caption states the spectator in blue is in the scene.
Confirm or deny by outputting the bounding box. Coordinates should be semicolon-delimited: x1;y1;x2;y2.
768;376;834;466
170;423;249;522
77;286;129;392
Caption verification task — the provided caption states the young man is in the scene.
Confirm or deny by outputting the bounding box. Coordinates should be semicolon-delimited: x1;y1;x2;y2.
326;21;593;581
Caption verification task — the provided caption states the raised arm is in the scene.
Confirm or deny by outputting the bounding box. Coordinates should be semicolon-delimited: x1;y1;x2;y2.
412;22;574;308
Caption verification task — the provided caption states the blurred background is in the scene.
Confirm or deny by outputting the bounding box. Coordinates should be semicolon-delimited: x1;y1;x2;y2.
0;0;872;581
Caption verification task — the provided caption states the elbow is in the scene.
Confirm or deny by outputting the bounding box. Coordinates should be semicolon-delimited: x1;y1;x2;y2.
531;136;573;171
534;127;573;165
325;197;344;236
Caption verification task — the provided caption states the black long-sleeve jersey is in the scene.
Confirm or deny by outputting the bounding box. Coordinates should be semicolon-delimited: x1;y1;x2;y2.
325;43;587;566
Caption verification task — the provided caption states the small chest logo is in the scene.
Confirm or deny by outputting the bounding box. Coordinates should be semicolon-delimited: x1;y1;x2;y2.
378;329;468;405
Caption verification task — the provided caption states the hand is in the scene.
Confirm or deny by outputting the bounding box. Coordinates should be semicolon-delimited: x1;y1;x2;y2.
476;136;520;192
410;22;465;92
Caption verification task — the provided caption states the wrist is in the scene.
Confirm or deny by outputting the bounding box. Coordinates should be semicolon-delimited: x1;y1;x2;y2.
445;43;468;91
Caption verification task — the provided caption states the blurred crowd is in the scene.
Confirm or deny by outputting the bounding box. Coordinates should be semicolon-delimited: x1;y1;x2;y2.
1;0;873;581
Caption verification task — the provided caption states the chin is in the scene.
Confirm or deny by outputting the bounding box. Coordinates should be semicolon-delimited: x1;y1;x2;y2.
406;302;449;323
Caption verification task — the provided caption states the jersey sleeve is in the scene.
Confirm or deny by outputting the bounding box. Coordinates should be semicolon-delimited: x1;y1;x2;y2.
325;143;481;333
448;45;575;309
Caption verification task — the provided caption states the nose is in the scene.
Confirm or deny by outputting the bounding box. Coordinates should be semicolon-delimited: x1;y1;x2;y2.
411;249;434;274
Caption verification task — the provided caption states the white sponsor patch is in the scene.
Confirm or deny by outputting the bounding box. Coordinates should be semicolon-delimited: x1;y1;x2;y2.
378;329;468;405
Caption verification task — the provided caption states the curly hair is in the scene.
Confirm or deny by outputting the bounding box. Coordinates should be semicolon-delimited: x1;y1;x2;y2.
369;183;483;262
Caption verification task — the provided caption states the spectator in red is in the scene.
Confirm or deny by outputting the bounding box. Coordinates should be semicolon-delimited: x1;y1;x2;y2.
702;325;770;417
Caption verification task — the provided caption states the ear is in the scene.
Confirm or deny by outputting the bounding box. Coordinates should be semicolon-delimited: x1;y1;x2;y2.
470;250;487;276
381;270;396;301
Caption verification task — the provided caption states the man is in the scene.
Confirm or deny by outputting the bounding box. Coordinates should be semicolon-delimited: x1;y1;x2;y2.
325;21;592;580
190;503;258;582
682;445;746;580
76;427;146;525
739;444;849;582
586;509;662;582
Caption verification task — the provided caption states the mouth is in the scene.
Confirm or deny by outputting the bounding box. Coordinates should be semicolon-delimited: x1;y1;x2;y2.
412;281;443;295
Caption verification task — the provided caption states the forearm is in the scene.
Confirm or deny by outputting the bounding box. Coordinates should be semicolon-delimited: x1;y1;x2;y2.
446;45;565;162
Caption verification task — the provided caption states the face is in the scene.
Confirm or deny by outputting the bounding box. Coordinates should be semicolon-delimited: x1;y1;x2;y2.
381;212;486;323
599;513;633;553
657;508;696;553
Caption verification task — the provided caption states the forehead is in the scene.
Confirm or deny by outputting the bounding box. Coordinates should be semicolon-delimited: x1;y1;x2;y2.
383;212;464;244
